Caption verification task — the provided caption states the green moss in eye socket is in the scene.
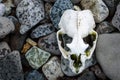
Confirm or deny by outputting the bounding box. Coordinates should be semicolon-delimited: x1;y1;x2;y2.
91;32;96;41
85;47;91;57
70;54;77;60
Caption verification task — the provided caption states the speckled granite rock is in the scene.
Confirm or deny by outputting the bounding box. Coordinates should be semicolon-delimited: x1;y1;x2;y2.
16;0;45;34
112;3;120;31
25;70;45;80
96;21;116;34
96;33;120;80
0;48;10;59
31;23;55;38
0;3;5;16
80;0;109;23
77;71;97;80
25;46;51;69
42;57;64;80
0;42;11;51
38;33;61;55
50;0;73;29
0;51;24;80
102;0;117;20
0;17;15;38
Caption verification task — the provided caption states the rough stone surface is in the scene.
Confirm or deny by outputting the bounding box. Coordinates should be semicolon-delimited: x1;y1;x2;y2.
45;3;52;20
96;21;116;34
0;3;5;16
90;65;108;80
0;51;24;80
42;57;64;80
38;32;61;55
50;0;73;29
102;0;117;19
112;3;120;31
71;0;81;4
0;42;11;51
80;0;109;23
77;71;97;80
43;0;56;3
25;46;51;69
96;33;120;80
16;0;45;34
0;17;15;38
31;23;55;38
0;48;10;59
25;70;45;80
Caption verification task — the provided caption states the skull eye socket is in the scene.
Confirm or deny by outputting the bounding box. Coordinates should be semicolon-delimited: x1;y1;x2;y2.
83;32;96;47
58;33;72;51
70;54;77;60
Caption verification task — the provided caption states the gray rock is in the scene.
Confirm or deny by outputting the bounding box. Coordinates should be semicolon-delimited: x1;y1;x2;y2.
38;32;61;55
25;70;45;80
96;33;120;80
0;3;5;16
14;0;22;6
71;0;81;4
0;48;10;59
112;3;120;31
31;23;55;38
42;57;64;80
25;46;51;69
0;17;15;38
80;0;109;23
102;0;117;19
16;0;45;34
45;3;52;20
50;0;73;29
96;21;116;34
0;42;11;51
43;0;56;3
77;71;97;80
0;51;24;80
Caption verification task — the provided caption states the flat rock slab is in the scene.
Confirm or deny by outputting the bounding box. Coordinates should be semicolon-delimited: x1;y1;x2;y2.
16;0;45;34
38;32;61;55
96;33;120;80
50;0;73;29
0;51;24;80
25;46;51;69
42;57;64;80
31;23;55;38
0;17;15;38
112;3;120;31
25;70;45;80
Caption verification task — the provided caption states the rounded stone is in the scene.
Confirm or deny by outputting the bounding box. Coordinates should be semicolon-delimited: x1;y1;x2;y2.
50;0;73;29
96;33;120;80
80;0;109;23
0;17;15;38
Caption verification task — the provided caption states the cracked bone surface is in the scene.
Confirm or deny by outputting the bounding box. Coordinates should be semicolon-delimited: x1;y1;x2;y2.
57;9;98;75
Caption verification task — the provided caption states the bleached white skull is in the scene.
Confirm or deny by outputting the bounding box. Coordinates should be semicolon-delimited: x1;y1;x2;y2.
57;9;98;74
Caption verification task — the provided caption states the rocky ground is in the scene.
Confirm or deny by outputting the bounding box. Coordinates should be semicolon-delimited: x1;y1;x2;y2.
0;0;120;80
